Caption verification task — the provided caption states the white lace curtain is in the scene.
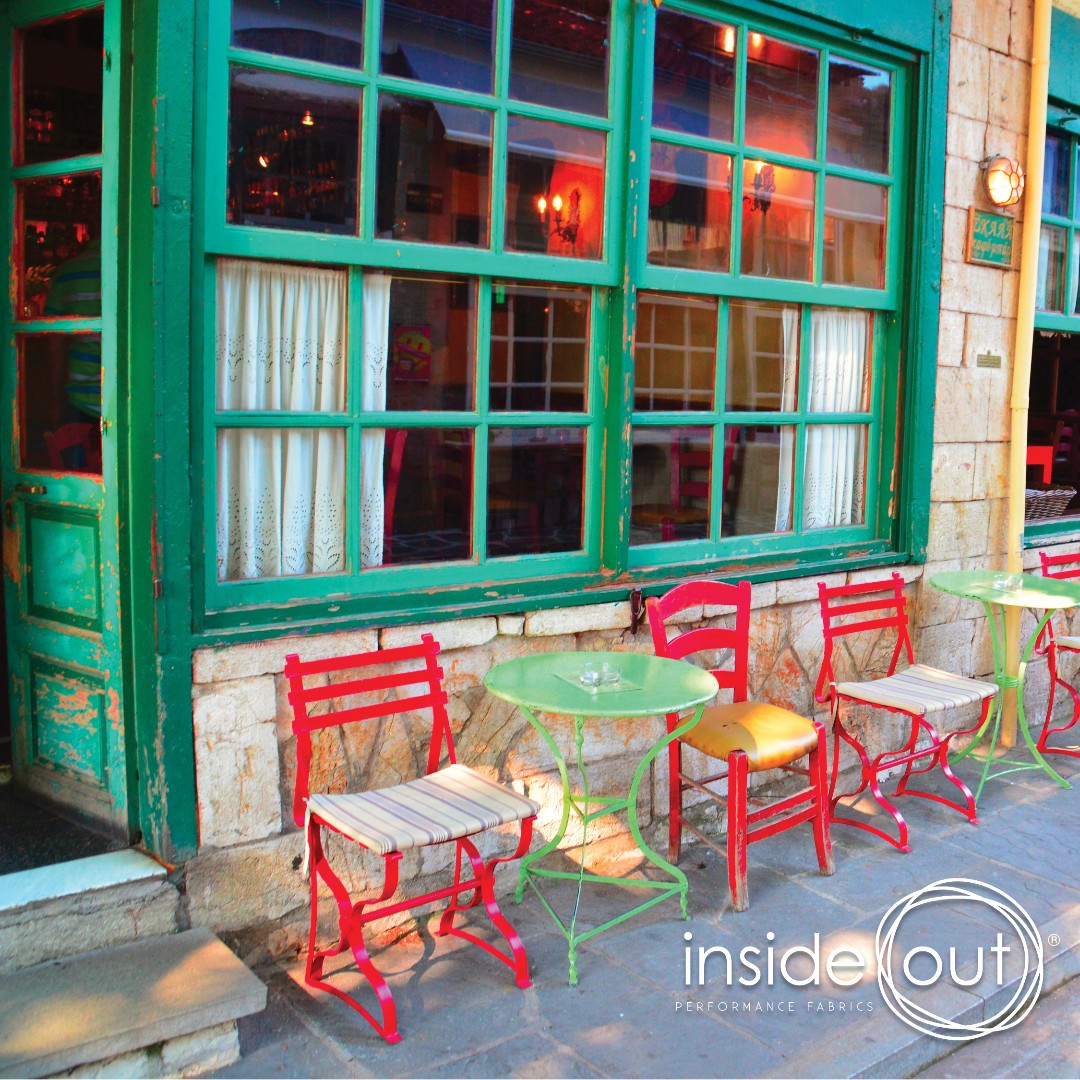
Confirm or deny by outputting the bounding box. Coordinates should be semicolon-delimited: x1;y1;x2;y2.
774;307;869;531
360;272;391;568
216;259;346;581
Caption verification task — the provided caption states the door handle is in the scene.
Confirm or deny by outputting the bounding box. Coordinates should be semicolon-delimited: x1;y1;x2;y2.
14;483;46;495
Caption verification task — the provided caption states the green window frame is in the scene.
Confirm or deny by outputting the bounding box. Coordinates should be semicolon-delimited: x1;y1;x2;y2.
192;0;940;631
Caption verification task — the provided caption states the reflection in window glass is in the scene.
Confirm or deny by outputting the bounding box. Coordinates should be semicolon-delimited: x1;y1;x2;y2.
377;428;473;565
510;0;610;117
727;301;798;413
647;145;731;270
377;95;491;246
1044;131;1071;219
652;10;735;141
20;10;103;165
630;427;710;544
634;294;716;412
744;34;818;158
19;172;102;320
228;69;360;233
381;0;494;93
490;284;589;411
1037;225;1067;312
217;427;345;580
487;428;585;556
380;276;476;411
20;334;102;473
823;177;886;289
804;424;867;528
808;309;871;413
741;161;814;280
1073;235;1080;315
231;0;364;68
826;59;891;174
505;117;605;259
724;425;792;535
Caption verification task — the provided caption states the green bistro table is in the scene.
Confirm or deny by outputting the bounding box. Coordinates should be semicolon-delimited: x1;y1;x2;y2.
483;651;718;985
930;569;1080;800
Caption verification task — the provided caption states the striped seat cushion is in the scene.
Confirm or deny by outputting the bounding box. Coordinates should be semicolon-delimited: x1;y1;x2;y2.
834;663;997;716
1055;634;1080;651
307;764;540;856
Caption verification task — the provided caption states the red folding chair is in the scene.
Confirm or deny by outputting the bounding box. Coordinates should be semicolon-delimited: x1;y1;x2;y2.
285;634;539;1043
648;580;833;911
1036;550;1080;758
816;573;997;852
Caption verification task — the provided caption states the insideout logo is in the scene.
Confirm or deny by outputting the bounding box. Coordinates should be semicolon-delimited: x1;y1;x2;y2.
875;878;1044;1041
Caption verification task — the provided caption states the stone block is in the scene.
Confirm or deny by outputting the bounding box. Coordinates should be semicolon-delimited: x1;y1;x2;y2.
524;602;631;636
776;572;846;606
930;443;976;502
937;309;966;367
948;36;991;122
916;618;978;677
193;629;378;684
946;113;987;164
951;0;1012;53
988;52;1030;133
160;1021;240;1078
847;564;922;587
497;614;525;635
940;259;1009;319
986;496;1010;557
965;314;1015;370
748;580;778;609
927;500;991;561
380;617;497;652
945;156;982;210
193;677;282;849
1010;0;1033;60
933;367;991;443
914;559;965;627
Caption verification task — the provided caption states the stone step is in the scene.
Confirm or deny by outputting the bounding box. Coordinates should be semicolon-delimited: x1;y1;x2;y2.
0;928;267;1079
0;850;179;973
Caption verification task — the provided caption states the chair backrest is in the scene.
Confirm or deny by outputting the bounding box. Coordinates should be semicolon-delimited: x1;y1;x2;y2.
647;579;750;702
815;572;913;702
44;422;100;472
1039;549;1080;581
284;633;452;827
670;435;710;508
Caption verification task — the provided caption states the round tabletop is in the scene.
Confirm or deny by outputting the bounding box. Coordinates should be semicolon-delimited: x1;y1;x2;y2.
484;651;719;718
930;569;1080;611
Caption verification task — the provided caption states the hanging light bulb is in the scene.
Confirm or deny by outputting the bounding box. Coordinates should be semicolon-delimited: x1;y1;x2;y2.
301;109;315;127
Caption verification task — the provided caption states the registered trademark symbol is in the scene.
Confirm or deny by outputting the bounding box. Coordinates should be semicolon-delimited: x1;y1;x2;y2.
1048;934;1061;947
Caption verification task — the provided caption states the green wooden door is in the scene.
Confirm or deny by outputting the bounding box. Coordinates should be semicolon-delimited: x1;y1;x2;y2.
0;0;129;835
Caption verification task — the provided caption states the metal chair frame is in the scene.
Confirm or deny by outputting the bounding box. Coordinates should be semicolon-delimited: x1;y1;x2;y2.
285;634;534;1044
1036;550;1080;758
815;573;989;852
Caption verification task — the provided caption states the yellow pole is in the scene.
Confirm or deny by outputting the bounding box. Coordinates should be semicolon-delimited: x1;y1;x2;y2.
1003;0;1052;745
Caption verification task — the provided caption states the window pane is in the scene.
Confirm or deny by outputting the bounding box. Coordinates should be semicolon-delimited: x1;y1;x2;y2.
217;259;346;412
652;10;735;141
19;172;101;320
228;68;360;234
1037;225;1067;312
634;293;716;411
505;117;605;259
740;161;814;280
377;94;491;246
490;284;589;411
1073;234;1080;316
380;276;476;411
19;334;101;473
377;428;472;566
20;10;103;165
823;177;886;288
487;428;584;556
381;0;494;93
630;427;710;544
804;424;867;528
647;144;732;270
727;300;798;413
808;309;871;412
724;424;793;535
826;58;891;174
744;34;818;159
231;0;364;68
217;428;345;580
1044;131;1070;218
510;0;610;117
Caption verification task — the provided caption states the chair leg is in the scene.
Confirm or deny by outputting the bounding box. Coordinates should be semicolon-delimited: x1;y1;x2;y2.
668;737;683;864
1039;648;1080;757
727;751;749;912
895;713;980;826
809;721;835;876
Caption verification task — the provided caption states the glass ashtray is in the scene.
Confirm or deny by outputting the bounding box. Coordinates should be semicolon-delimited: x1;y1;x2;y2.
579;661;621;690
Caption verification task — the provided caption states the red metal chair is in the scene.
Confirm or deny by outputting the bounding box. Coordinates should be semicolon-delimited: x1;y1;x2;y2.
1036;550;1080;758
647;580;833;911
815;573;996;852
44;422;101;473
285;634;539;1043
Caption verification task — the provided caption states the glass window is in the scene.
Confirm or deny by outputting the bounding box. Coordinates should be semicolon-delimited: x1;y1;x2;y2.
630;427;711;544
1045;131;1071;219
823;177;887;289
740;161;814;280
232;0;364;67
381;0;494;93
634;294;717;412
647;145;732;270
1038;225;1068;313
744;34;818;158
727;301;797;413
827;59;891;174
725;425;792;536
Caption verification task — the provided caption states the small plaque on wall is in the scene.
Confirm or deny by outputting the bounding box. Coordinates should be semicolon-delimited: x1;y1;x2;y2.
966;207;1014;267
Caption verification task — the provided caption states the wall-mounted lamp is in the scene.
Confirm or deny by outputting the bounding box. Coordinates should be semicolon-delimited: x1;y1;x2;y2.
980;155;1024;208
537;189;581;247
745;161;775;213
